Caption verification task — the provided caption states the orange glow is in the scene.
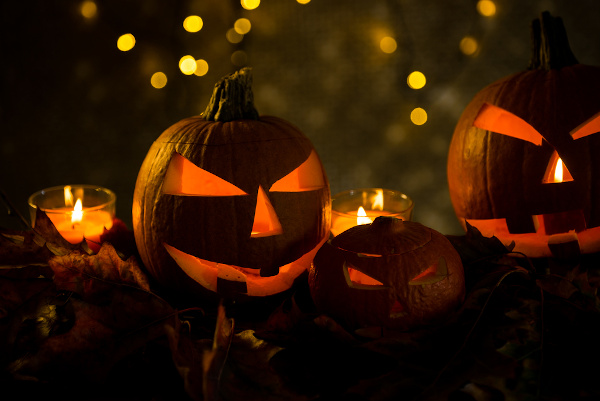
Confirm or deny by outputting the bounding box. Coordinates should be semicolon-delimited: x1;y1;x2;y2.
372;189;384;210
554;158;564;182
357;207;373;225
72;199;83;224
270;150;325;192
543;151;573;183
474;103;544;145
64;186;74;206
409;257;448;285
163;235;327;296
571;111;600;139
162;153;247;196
251;186;282;237
347;266;384;286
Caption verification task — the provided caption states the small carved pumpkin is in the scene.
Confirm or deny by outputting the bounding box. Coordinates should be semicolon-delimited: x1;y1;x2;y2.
308;217;465;331
133;68;331;300
447;12;600;258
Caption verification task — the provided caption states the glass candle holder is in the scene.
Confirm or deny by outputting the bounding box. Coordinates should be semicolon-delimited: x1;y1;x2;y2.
330;188;414;236
28;185;116;250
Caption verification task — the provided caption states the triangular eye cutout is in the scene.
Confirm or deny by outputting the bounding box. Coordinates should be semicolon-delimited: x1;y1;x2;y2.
251;186;283;238
162;153;247;196
269;150;325;192
343;263;385;289
473;103;544;146
571;110;600;140
409;257;448;285
542;150;574;184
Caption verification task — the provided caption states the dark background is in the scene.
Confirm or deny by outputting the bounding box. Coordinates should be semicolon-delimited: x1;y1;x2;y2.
2;0;600;236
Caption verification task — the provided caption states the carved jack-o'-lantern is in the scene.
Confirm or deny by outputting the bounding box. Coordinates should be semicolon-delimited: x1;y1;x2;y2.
132;68;331;300
308;217;465;331
447;12;600;257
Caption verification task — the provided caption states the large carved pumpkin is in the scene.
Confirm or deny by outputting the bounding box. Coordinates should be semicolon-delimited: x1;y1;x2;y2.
308;217;465;331
447;12;600;258
133;68;331;300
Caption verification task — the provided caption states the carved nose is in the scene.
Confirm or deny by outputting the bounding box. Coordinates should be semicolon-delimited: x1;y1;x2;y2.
250;186;282;238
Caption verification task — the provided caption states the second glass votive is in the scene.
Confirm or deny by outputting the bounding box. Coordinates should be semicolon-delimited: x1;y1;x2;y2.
28;185;116;249
330;188;414;236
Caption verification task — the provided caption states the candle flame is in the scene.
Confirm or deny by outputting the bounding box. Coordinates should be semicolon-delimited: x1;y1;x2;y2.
357;206;373;225
372;189;384;211
554;157;564;183
64;185;74;207
72;199;83;224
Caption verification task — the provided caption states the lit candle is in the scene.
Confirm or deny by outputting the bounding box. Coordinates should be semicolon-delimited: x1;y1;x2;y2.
330;188;414;236
28;185;116;251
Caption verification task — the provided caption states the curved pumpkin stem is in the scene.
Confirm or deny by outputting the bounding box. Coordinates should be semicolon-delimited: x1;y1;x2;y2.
202;67;260;122
528;11;578;71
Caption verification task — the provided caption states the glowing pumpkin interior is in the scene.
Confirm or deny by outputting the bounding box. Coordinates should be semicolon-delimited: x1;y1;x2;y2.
158;149;328;297
463;103;600;253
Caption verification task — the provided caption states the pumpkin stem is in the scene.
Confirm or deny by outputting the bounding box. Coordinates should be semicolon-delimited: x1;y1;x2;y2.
202;67;260;122
528;11;578;71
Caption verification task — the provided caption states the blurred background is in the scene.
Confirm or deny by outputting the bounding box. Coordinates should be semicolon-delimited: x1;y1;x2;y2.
2;0;600;235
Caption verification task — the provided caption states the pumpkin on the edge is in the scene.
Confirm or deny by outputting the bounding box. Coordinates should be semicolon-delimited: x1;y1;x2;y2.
132;68;331;301
309;217;465;331
447;12;600;258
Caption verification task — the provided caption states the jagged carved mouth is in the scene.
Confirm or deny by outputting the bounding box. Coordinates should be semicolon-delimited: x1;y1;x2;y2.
467;209;588;235
164;236;327;296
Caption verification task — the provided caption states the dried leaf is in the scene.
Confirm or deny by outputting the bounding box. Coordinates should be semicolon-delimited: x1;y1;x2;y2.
4;242;177;384
32;207;83;253
98;218;138;258
167;318;210;401
0;230;55;266
220;330;307;401
446;221;513;266
49;242;150;296
203;304;234;401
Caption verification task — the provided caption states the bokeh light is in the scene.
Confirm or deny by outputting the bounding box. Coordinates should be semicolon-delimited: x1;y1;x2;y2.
477;0;497;17
407;71;426;89
80;1;97;19
226;28;244;44
297;0;311;4
234;18;251;35
179;55;197;75
459;36;478;56
194;59;209;76
150;72;167;89
411;108;427;125
117;34;136;51
241;0;260;10
231;50;248;66
183;15;203;32
380;36;397;53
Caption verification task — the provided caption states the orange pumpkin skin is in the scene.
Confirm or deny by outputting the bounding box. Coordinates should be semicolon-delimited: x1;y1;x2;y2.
133;69;331;300
447;13;600;257
308;217;465;331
